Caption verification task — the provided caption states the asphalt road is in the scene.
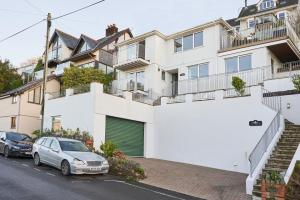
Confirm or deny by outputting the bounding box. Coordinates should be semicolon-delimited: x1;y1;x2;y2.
0;156;202;200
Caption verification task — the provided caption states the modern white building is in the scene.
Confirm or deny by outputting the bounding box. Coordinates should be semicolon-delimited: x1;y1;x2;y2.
43;0;300;198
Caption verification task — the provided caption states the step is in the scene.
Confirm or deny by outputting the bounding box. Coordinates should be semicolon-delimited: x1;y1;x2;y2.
252;190;262;197
276;142;299;147
262;167;286;174
279;138;300;143
270;153;293;160
280;134;300;139
268;158;291;164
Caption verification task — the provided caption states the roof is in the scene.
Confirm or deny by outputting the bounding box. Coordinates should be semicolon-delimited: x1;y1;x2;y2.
50;29;79;50
0;75;56;98
69;28;133;60
226;18;241;27
238;0;298;18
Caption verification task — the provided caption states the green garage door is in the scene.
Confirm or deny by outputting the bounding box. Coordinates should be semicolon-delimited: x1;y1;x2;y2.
105;116;144;157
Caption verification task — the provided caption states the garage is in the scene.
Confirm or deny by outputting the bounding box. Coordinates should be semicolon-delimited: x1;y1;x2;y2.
105;116;144;157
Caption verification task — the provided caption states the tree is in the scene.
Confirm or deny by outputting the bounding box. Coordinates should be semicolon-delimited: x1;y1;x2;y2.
34;59;43;72
0;59;23;94
292;75;300;92
61;66;113;89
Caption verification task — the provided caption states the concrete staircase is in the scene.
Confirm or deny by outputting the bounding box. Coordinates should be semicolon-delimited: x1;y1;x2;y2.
252;120;300;198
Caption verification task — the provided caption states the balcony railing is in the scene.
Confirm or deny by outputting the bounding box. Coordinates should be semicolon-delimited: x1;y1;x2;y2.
175;66;272;95
221;19;300;51
114;43;149;70
112;79;146;92
277;60;300;75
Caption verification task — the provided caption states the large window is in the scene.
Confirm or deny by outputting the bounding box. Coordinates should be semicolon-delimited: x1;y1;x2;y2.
79;42;90;53
50;37;62;60
188;63;209;79
225;55;252;73
260;0;275;10
174;31;204;53
248;18;256;28
127;71;145;91
28;86;41;104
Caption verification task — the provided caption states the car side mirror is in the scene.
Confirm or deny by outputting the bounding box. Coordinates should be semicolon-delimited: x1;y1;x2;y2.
51;148;60;153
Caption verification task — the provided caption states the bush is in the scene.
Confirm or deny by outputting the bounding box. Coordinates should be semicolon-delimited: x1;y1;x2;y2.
108;157;146;181
100;141;117;158
232;76;246;96
292;75;300;92
286;161;300;199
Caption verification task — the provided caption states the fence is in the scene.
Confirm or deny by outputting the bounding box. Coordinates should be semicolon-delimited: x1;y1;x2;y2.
249;112;281;176
176;66;272;95
167;95;186;104
132;90;162;106
262;89;282;112
223;87;251;98
47;90;66;100
193;91;215;101
72;84;91;95
221;19;300;50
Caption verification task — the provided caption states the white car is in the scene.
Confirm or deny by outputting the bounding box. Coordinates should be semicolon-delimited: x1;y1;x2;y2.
32;137;109;176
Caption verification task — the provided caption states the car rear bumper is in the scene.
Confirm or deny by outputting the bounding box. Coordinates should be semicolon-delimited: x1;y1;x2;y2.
70;164;109;175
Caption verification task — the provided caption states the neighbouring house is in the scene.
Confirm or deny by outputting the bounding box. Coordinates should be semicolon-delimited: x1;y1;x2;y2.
42;0;300;198
0;76;60;136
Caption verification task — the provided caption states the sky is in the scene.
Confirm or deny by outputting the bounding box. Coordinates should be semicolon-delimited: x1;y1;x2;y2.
0;0;258;66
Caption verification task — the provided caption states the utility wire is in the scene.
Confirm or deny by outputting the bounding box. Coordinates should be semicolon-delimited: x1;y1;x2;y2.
52;0;105;20
23;0;45;14
0;8;43;16
0;19;45;44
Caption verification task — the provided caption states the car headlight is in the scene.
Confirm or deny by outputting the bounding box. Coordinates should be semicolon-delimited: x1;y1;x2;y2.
72;158;85;165
11;145;20;150
103;160;109;165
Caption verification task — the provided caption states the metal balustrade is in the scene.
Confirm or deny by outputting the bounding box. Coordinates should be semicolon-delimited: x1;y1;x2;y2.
262;89;282;112
47;90;66;100
223;87;251;98
193;91;215;101
176;66;272;95
132;90;162;106
72;84;91;95
249;112;281;176
221;19;300;51
167;95;186;104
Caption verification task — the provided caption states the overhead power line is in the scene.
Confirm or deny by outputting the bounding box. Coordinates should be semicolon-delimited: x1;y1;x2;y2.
0;19;45;44
23;0;45;14
52;0;105;20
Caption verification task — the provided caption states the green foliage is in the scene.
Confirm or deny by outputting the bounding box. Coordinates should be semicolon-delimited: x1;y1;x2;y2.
108;157;146;181
232;76;246;96
100;141;117;158
0;59;23;94
265;170;284;184
292;75;300;92
286;161;300;199
61;66;113;89
34;59;43;72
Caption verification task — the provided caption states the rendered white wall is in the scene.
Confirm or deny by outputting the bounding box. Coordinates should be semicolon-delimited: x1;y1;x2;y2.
284;144;300;183
264;77;295;92
153;87;277;173
281;94;300;125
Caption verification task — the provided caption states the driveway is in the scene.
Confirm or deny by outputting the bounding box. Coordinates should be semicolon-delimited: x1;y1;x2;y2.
131;158;252;200
0;156;202;200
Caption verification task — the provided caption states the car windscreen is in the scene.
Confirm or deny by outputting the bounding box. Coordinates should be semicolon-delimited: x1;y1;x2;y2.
59;141;89;152
6;132;32;142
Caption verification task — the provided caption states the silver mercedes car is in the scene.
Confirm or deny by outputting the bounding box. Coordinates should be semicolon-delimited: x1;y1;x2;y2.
32;137;109;176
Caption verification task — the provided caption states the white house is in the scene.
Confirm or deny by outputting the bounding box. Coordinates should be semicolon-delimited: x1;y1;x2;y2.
43;0;300;198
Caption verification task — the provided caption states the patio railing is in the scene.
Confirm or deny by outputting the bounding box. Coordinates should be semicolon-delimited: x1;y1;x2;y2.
277;60;300;77
224;87;251;98
72;84;91;95
47;90;66;100
262;89;282;112
221;19;300;51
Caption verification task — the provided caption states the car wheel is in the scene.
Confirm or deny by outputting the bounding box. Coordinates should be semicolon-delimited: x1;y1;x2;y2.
34;153;41;166
61;160;71;176
4;146;10;158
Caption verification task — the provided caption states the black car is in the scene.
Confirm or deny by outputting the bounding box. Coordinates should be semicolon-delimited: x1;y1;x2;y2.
0;132;33;157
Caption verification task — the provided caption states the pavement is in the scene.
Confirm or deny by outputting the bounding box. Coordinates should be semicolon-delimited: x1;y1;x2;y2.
131;158;252;200
0;156;203;200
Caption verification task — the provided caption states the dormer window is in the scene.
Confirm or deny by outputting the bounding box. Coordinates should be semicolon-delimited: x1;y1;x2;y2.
259;0;275;10
49;37;62;60
79;42;90;53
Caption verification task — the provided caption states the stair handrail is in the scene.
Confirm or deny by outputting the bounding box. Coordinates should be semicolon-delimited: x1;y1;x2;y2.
249;111;281;176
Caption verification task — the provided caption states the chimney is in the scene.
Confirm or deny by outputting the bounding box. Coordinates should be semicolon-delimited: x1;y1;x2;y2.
245;0;247;7
106;24;118;37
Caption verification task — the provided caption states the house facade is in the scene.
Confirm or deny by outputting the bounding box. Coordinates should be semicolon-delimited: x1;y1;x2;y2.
0;77;60;135
42;0;300;198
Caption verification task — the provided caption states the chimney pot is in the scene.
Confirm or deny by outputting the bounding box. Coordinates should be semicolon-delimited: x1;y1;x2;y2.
106;24;118;36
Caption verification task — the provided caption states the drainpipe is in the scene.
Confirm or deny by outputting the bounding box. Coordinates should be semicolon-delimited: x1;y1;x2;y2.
17;95;21;133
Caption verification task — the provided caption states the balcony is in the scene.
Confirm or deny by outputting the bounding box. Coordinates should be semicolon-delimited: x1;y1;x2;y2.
112;78;146;92
275;60;300;78
54;61;72;76
220;19;300;59
114;43;150;71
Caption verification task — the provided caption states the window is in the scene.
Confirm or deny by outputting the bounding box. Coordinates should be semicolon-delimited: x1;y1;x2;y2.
98;63;114;75
162;71;165;81
12;96;17;104
260;0;275;10
43;138;53;148
174;38;182;52
50;37;62;60
36;138;45;145
11;117;16;129
52;116;62;132
248;19;256;28
277;12;286;20
188;63;209;79
79;42;90;53
225;55;252;73
183;34;193;51
50;139;60;150
194;32;203;48
127;44;137;60
174;31;204;52
136;71;145;91
127;71;145;91
28;86;41;104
